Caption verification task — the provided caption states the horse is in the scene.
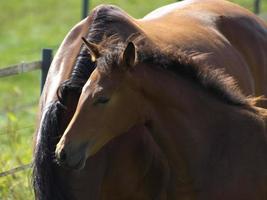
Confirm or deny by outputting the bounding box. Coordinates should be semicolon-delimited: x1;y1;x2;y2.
33;0;267;199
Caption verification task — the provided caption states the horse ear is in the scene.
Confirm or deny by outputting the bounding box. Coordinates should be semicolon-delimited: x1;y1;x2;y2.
82;37;100;62
122;42;136;69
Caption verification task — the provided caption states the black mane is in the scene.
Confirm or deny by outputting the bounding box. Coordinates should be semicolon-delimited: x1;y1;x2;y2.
32;45;95;200
33;102;69;200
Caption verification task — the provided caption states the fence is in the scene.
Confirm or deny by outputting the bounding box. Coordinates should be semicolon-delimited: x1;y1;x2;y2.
0;49;53;93
0;0;264;178
254;0;260;14
0;0;90;92
0;0;90;178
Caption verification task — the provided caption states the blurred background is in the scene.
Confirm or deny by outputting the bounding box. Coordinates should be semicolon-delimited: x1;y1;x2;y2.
0;0;266;199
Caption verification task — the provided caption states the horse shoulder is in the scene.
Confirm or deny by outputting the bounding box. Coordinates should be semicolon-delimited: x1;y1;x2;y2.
215;6;267;97
139;0;267;97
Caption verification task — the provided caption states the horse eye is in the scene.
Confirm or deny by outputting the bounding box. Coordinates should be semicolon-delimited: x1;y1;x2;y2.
93;96;110;105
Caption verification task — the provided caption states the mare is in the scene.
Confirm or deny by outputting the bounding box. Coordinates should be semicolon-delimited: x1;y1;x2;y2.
33;0;267;199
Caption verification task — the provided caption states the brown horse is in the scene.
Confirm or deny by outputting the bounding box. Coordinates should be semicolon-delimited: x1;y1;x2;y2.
33;0;267;199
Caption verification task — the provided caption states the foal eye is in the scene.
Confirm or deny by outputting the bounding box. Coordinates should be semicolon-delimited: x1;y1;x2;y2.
93;96;110;105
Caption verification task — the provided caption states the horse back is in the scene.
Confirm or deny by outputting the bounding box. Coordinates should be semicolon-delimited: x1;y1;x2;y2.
138;0;267;97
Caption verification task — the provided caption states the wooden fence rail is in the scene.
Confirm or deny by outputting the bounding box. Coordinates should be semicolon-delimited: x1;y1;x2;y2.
0;61;41;78
0;49;53;93
0;163;32;178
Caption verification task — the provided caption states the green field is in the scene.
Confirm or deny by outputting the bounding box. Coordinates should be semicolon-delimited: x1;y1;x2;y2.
0;0;266;199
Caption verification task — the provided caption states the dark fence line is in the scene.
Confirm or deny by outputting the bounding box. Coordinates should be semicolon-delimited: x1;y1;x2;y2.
0;163;32;178
40;49;53;92
254;0;261;14
82;0;89;19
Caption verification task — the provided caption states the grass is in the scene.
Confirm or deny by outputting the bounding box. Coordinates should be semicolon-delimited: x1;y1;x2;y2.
0;0;266;199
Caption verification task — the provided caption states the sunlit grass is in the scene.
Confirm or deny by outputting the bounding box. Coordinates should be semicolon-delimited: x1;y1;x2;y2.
0;71;39;199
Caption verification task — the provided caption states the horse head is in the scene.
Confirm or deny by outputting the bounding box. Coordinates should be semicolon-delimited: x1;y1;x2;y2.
55;37;150;170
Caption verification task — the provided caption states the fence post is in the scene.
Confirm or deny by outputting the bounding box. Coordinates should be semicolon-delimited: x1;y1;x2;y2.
41;49;53;93
82;0;89;19
254;0;260;14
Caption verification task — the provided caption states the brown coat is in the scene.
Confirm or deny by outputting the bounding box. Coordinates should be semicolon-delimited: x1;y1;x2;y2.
34;1;267;200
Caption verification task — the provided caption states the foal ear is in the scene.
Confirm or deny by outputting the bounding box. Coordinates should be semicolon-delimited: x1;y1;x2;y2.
82;37;100;62
122;42;136;69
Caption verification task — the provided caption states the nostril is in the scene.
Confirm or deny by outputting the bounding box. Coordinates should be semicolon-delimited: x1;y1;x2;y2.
59;149;67;163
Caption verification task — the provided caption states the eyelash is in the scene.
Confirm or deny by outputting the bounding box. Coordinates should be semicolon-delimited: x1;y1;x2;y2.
93;96;110;105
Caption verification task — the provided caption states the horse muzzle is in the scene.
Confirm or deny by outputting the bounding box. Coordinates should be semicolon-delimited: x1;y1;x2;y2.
55;141;88;170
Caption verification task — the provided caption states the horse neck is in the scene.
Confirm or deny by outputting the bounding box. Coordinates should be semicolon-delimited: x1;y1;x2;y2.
133;65;267;193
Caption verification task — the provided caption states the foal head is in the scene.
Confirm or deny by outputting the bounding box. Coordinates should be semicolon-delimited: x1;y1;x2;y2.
55;38;149;169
